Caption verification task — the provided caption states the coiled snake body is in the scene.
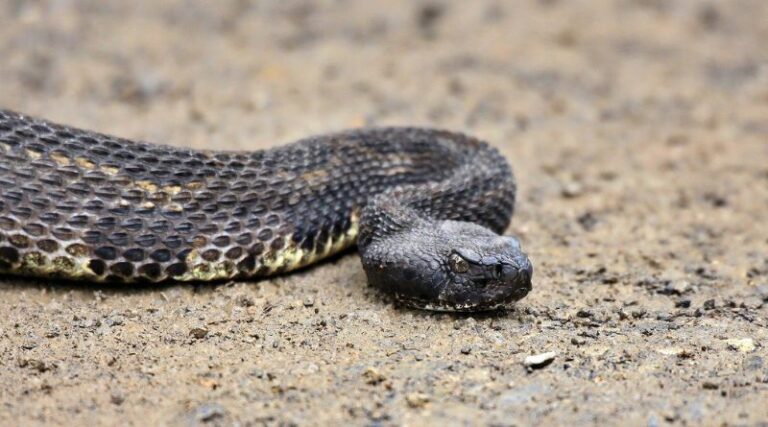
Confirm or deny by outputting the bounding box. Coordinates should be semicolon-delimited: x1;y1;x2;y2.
0;109;532;311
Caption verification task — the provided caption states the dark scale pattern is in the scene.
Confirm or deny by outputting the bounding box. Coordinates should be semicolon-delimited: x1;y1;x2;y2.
0;109;517;293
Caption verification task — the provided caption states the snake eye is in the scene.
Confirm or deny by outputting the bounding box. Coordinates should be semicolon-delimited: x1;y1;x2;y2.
495;264;507;280
449;253;470;273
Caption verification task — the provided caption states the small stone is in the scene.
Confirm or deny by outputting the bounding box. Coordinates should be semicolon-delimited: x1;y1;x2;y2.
193;403;226;423
105;316;124;327
703;299;716;310
675;299;692;308
702;381;719;390
460;346;472;355
570;337;586;346
577;212;598;231
524;351;557;369
405;393;430;408
189;326;209;339
110;391;125;405
19;358;54;372
663;280;691;295
363;367;386;385
663;410;679;422
656;347;685;356
303;297;315;307
726;338;756;353
20;340;38;350
235;294;254;307
561;181;583;198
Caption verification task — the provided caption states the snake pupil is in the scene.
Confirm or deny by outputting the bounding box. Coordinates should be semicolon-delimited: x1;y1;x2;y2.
494;264;503;279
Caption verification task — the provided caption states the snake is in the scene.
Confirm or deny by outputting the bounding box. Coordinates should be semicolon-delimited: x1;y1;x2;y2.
0;109;532;311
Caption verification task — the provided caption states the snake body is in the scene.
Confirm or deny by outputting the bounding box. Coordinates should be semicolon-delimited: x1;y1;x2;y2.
0;109;532;311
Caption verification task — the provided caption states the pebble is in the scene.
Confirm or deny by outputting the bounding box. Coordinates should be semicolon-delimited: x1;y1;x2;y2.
524;351;557;369
21;339;38;350
235;294;255;307
105;316;124;327
303;297;315;307
18;357;52;372
460;346;472;355
656;347;685;356
110;391;125;405
189;326;209;339
561;181;584;198
363;367;386;385
726;338;756;353
570;337;586;346
577;212;598;231
193;403;226;423
664;280;692;295
405;392;430;408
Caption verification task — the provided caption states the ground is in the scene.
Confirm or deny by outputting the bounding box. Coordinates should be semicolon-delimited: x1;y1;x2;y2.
0;1;766;426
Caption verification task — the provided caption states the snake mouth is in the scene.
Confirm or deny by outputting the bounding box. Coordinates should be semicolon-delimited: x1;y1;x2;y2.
396;295;521;312
386;257;533;312
394;278;531;312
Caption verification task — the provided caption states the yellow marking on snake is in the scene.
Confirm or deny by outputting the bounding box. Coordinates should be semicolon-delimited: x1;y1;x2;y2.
136;180;159;193
263;210;361;273
50;152;71;166
6;210;361;284
163;185;182;195
75;157;96;169
101;165;119;175
172;211;361;281
300;169;328;184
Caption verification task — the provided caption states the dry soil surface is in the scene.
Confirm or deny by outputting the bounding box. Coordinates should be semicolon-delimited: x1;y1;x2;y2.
0;1;767;426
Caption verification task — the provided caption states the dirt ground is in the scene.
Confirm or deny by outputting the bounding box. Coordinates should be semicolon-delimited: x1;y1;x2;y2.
0;1;766;425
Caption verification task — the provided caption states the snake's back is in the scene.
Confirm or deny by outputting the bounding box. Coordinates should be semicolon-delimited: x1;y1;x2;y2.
0;109;516;286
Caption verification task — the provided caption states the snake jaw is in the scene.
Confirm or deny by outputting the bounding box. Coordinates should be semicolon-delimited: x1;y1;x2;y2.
360;220;533;312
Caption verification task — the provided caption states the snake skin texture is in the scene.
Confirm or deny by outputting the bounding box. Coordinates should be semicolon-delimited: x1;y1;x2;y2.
0;109;523;309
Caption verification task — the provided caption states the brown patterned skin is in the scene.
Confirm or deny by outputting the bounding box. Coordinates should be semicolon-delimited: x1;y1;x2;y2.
0;109;531;311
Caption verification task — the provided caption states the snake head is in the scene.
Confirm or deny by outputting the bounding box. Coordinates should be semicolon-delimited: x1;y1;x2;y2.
361;220;532;312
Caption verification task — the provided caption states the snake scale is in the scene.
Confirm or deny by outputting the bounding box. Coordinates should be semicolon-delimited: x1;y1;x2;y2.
0;109;532;311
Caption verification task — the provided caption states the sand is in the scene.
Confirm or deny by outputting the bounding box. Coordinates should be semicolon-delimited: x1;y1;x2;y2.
0;1;766;425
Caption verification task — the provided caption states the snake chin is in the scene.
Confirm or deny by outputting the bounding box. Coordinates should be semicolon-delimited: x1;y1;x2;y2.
361;220;532;312
395;296;518;313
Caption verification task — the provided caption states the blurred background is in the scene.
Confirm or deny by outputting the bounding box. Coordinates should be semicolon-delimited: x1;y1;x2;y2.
0;1;766;425
1;1;765;147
